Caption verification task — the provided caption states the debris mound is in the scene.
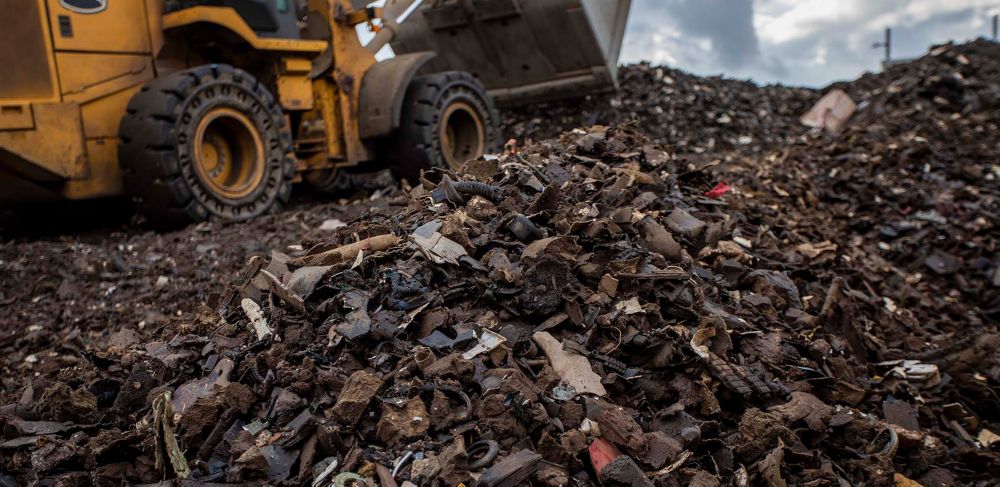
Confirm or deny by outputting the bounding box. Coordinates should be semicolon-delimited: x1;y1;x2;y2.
721;40;999;331
0;122;992;485
2;41;999;486
503;63;818;154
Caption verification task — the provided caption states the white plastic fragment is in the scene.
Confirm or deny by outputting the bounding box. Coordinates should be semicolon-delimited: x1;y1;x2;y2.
241;298;272;341
733;236;753;249
312;458;339;487
319;218;346;231
462;329;506;360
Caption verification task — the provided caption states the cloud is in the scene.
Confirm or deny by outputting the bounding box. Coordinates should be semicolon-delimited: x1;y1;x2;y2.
621;0;1000;86
623;0;785;74
666;0;761;69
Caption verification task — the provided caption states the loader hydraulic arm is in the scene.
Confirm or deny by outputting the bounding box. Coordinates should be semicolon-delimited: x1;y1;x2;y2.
364;0;424;54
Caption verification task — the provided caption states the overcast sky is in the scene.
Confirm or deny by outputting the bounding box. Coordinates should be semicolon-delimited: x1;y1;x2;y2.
620;0;1000;87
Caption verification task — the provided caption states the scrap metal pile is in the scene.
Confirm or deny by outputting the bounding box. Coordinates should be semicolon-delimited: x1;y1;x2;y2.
2;42;999;486
502;62;817;155
755;40;1000;332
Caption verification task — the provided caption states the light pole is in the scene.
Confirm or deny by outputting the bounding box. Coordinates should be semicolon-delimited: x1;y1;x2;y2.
872;28;891;69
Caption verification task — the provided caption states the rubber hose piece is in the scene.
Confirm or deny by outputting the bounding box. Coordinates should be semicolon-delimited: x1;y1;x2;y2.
453;181;504;202
467;439;501;470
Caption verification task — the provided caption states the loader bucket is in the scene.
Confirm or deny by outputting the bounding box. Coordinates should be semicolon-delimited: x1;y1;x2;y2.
390;0;632;106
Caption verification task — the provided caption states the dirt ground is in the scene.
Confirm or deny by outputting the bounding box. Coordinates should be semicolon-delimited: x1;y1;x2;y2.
0;194;382;399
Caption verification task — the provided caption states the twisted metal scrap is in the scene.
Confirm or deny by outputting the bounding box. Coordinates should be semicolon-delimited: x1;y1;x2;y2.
690;321;782;397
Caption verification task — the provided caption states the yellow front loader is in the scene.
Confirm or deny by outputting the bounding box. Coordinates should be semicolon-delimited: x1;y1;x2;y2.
0;0;630;225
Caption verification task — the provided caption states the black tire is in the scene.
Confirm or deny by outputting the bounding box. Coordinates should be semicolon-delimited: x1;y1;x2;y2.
303;167;396;195
389;71;501;182
118;64;294;226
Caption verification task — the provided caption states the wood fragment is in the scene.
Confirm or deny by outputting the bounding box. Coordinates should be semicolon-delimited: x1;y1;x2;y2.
152;391;191;479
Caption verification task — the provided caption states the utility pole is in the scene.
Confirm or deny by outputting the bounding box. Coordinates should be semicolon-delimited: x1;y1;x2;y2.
993;14;998;42
872;28;891;69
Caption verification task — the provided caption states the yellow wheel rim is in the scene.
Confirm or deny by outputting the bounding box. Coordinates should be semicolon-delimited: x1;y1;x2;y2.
439;101;485;170
193;107;266;200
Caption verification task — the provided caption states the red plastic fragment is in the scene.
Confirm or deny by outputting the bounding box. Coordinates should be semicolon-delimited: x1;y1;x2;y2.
588;438;622;475
704;182;732;199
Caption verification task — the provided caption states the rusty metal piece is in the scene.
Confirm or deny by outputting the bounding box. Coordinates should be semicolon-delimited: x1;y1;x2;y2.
637;216;682;262
476;448;542;487
507;214;542;242
432;174;465;204
412;346;436;374
599;454;654;487
197;406;238;461
859;425;899;459
562;340;628;375
691;321;782;397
